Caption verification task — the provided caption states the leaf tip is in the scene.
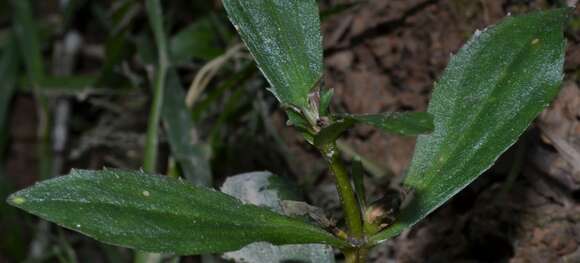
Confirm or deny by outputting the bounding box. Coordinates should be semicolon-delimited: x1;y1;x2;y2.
7;194;26;206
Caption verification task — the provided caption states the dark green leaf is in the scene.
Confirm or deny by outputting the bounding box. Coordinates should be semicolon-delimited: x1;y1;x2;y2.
313;118;356;147
208;86;246;148
286;109;314;134
319;88;334;116
39;75;97;90
222;0;322;110
18;75;99;94
170;17;224;63
11;0;44;84
163;71;212;186
98;29;134;86
314;112;433;147
371;9;569;244
7;169;347;255
110;0;139;33
145;0;168;62
0;34;19;155
345;112;434;136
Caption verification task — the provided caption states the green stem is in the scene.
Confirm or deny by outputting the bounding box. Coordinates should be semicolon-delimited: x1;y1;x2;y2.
143;66;167;173
320;143;363;239
344;247;369;263
143;0;169;174
137;1;168;262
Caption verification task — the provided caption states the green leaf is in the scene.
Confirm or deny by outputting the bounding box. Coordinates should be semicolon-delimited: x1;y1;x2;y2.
170;16;225;63
163;71;212;186
98;29;134;86
110;0;139;33
319;88;334;116
221;172;335;263
7;169;346;254
39;75;97;90
371;8;569;244
145;0;168;64
313;118;356;147
222;0;322;110
345;112;434;136
11;0;44;84
0;33;19;154
313;112;433;147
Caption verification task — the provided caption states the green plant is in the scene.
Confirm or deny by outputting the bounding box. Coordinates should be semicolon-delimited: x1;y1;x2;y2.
6;0;570;262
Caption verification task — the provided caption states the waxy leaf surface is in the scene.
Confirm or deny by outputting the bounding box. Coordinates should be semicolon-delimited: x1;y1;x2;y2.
222;0;322;109
372;9;568;243
8;169;346;254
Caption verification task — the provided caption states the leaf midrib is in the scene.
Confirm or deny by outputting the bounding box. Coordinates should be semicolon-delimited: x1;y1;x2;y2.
409;25;537;192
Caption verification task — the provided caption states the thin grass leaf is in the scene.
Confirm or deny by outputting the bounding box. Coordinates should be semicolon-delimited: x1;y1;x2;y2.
163;71;212;186
11;0;44;84
143;0;169;173
0;34;19;156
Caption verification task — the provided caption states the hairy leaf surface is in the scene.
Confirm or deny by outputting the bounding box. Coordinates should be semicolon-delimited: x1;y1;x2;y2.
8;169;346;254
222;0;322;110
372;9;569;243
